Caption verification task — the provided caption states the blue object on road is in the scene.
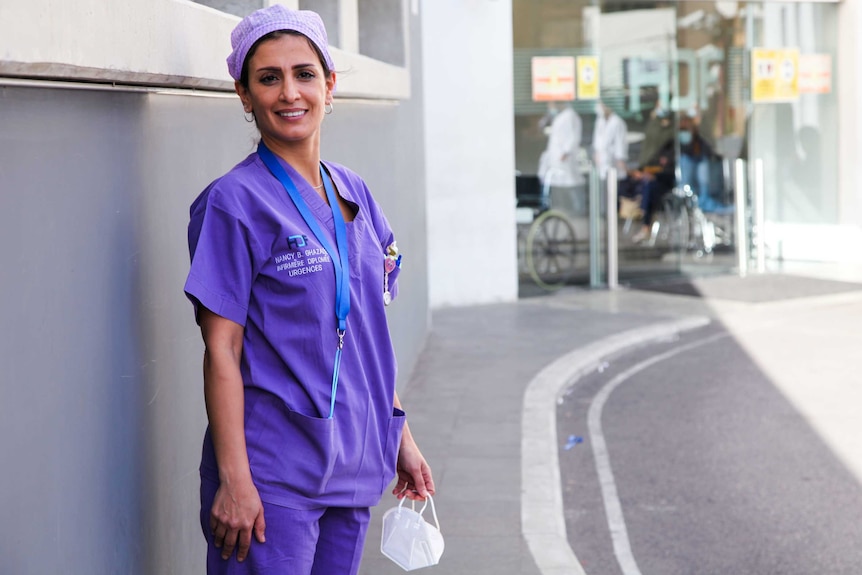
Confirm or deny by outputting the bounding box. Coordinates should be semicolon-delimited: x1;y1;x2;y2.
564;435;584;450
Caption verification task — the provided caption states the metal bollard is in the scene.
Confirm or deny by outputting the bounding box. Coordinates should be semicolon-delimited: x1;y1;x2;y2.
589;166;602;288
606;169;619;290
734;159;748;277
753;159;766;273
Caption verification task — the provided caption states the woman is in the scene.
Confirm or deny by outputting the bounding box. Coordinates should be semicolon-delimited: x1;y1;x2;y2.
184;6;434;574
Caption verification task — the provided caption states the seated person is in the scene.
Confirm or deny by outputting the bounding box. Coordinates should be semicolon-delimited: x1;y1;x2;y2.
628;138;676;243
626;105;676;243
679;112;732;214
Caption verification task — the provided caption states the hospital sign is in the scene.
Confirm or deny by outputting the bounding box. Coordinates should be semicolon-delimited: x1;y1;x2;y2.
577;56;600;100
531;56;576;102
751;48;799;102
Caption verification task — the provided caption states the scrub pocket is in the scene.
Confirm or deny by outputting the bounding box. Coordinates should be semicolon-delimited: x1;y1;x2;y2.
248;394;339;499
381;408;406;491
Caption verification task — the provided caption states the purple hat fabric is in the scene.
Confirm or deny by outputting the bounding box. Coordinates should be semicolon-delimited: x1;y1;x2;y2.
226;5;335;81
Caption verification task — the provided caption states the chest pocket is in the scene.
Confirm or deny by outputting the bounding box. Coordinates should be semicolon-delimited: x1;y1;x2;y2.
347;214;386;329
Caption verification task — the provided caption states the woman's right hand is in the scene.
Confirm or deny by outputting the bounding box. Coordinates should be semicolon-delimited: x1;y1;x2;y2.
200;308;264;562
210;475;266;562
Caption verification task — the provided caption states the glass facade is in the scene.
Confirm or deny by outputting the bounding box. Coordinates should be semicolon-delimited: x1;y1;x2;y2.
514;0;840;287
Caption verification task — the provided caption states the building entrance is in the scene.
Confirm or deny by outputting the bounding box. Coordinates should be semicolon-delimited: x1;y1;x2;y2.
514;0;839;291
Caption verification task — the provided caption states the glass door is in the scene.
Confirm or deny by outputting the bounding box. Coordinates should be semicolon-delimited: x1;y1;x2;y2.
513;0;701;291
745;2;840;266
513;0;596;293
592;2;695;284
602;2;765;285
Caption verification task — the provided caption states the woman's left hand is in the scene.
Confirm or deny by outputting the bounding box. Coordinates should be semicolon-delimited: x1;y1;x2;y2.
393;433;435;501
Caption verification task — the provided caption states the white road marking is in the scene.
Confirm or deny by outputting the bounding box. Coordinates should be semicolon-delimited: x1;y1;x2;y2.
588;333;727;575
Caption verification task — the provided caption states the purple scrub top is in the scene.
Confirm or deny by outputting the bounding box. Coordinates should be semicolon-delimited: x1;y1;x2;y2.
185;152;404;509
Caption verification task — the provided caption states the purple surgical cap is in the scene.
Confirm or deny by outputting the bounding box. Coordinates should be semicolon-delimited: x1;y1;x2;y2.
226;5;335;82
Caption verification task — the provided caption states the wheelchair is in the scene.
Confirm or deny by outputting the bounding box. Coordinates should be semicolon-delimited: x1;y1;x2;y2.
515;172;581;289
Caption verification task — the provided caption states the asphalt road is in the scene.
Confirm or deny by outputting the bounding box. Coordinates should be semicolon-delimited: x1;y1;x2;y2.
557;323;862;575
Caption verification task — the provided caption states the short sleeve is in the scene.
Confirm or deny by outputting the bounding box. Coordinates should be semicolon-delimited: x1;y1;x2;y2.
184;200;260;326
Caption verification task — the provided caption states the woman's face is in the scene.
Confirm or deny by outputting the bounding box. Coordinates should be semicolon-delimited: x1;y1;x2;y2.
236;34;335;154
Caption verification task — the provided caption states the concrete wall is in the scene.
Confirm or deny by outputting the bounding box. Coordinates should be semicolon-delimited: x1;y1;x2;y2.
0;26;427;573
0;85;151;575
422;0;519;307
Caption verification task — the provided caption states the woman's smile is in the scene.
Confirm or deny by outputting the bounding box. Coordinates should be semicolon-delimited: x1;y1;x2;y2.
237;34;335;154
277;110;307;119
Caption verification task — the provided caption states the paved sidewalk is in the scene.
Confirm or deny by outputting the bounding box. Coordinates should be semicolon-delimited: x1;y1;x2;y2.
359;272;862;575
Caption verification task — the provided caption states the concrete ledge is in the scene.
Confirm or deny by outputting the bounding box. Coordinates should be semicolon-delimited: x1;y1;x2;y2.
0;0;410;98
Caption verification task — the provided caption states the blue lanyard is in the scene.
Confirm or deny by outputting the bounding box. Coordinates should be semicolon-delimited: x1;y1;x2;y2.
257;141;350;418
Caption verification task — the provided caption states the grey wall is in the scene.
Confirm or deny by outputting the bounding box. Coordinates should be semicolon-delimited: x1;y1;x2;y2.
0;49;427;575
1;85;150;575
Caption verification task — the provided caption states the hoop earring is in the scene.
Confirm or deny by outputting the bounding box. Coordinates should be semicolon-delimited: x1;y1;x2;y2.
324;102;334;115
244;110;255;123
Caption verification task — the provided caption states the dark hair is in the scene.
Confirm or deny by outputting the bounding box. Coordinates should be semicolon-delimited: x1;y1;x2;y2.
239;30;332;89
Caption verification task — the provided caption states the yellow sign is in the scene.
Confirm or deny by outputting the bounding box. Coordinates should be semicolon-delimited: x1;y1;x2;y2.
798;54;832;94
577;56;600;100
751;48;799;102
531;56;576;102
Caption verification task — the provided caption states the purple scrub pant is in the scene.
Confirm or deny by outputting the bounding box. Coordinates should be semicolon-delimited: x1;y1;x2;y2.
201;477;371;575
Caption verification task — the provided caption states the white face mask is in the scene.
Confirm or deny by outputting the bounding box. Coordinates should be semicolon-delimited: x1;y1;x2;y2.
595;103;605;116
381;495;445;571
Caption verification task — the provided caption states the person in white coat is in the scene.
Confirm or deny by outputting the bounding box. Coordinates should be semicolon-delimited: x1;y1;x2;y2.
538;101;585;212
592;101;629;182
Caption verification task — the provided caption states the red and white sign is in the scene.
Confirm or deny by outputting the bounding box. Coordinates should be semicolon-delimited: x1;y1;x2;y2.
798;54;832;94
531;56;576;102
